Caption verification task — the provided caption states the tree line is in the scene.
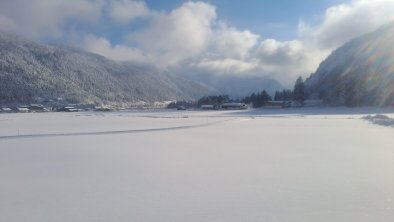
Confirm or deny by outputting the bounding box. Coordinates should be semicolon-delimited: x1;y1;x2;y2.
241;76;306;107
168;76;307;109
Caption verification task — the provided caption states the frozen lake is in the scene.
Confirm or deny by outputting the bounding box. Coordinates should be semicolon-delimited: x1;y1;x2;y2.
1;108;394;222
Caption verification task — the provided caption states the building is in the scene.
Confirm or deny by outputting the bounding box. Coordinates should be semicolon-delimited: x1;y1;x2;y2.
28;104;47;112
201;105;215;110
1;107;13;113
221;103;248;110
17;107;30;113
58;106;79;112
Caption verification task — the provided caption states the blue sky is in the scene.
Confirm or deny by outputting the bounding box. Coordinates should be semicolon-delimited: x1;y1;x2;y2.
80;0;343;45
0;0;394;85
145;0;348;40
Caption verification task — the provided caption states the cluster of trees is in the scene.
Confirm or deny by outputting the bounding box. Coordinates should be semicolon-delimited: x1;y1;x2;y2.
166;100;196;109
273;76;306;104
167;95;232;109
274;89;293;101
243;76;306;107
293;76;306;103
241;90;272;108
197;95;230;106
167;76;307;109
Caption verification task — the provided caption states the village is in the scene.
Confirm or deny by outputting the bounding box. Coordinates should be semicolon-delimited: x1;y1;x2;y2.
198;99;323;110
0;98;326;114
0;104;114;113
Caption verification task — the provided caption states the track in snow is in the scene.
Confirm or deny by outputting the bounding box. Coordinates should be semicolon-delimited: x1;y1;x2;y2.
0;118;238;140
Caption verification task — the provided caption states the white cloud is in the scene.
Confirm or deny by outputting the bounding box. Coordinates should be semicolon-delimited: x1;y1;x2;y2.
300;0;394;50
196;58;258;75
257;39;305;65
109;0;150;24
90;0;394;85
128;1;217;67
83;35;148;63
0;0;104;38
212;25;259;60
0;14;16;31
254;40;310;84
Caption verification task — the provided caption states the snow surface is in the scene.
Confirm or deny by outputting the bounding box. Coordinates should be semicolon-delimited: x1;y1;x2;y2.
1;108;394;222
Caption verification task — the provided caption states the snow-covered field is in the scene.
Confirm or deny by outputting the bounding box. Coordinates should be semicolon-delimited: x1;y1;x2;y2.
1;107;394;222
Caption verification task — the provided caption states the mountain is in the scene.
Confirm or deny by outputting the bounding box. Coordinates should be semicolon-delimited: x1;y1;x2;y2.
305;22;394;106
0;33;218;106
186;73;283;99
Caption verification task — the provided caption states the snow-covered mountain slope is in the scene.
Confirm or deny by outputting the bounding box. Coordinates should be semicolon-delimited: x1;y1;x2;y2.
0;33;218;105
305;22;394;106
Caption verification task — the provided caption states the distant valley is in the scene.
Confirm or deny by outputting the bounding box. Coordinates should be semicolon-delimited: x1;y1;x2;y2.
2;21;394;108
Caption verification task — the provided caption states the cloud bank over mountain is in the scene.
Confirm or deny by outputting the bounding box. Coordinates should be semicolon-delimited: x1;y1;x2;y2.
1;0;394;86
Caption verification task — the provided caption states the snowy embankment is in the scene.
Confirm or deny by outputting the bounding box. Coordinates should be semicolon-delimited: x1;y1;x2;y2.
363;114;394;127
1;107;394;222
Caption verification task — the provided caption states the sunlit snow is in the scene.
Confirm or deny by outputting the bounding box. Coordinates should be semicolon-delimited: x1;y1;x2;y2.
1;108;394;222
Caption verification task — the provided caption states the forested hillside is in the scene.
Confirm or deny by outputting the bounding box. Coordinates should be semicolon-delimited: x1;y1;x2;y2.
305;23;394;106
0;33;218;106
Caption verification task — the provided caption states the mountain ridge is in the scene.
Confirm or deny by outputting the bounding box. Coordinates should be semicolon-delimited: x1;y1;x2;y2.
0;32;219;106
305;22;394;106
